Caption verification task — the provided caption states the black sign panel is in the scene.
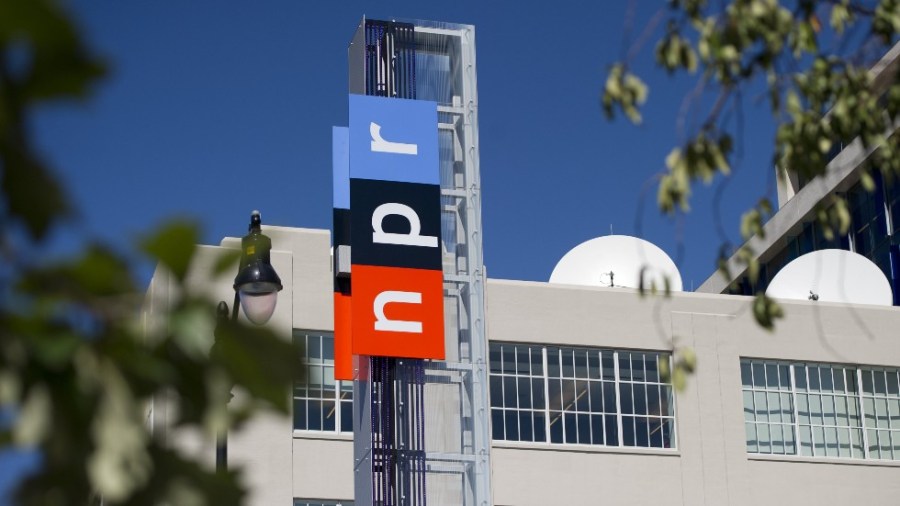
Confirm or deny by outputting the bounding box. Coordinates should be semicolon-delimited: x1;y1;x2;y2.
350;178;442;271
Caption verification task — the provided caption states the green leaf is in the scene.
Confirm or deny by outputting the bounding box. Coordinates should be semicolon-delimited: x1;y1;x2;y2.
833;197;851;235
24;49;107;102
679;348;697;373
747;257;760;285
88;364;151;501
659;355;671;382
0;370;21;405
19;244;134;299
140;221;200;282
0;0;107;99
665;148;682;170
740;209;760;240
13;385;51;446
752;293;783;330
0;150;71;240
663;347;697;391
211;317;295;411
212;249;241;277
861;172;876;192
829;4;850;33
170;304;216;360
601;64;647;125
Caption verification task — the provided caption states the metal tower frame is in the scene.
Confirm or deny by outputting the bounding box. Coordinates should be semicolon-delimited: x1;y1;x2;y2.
349;18;492;506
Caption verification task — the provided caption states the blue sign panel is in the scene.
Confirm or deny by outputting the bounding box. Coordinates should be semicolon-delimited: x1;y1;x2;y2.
349;94;439;185
332;126;350;210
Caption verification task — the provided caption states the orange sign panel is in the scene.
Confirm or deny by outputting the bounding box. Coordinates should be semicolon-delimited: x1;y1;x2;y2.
351;264;445;360
333;292;354;380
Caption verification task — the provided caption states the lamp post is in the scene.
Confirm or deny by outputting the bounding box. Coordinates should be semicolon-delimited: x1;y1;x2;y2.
213;210;283;473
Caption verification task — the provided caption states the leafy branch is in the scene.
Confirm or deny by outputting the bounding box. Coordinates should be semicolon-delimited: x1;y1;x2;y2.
0;1;296;504
605;0;900;329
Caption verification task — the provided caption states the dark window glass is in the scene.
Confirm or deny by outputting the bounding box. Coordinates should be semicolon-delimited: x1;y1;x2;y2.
634;384;647;415
550;413;563;443
516;347;530;375
564;413;577;444
574;350;589;379
489;345;501;374
619;353;632;381
622;416;636;446
340;402;353;432
591;415;605;445
519;412;533;441
620;384;634;414
501;345;515;374
635;417;650;447
533;413;547;442
491;409;504;440
505;411;519;441
589;352;602;380
532;378;545;408
605;415;619;446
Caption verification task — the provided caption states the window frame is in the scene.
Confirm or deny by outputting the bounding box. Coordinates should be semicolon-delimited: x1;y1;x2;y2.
293;330;353;435
489;342;677;451
742;358;900;461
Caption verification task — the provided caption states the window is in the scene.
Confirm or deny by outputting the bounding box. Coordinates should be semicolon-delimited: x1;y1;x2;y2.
860;368;900;459
489;343;675;449
742;359;900;460
293;331;352;433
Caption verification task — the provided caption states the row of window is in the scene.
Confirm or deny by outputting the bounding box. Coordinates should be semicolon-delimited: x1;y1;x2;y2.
743;359;900;460
488;343;675;449
293;331;900;461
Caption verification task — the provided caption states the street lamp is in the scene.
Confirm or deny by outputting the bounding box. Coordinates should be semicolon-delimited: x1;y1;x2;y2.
214;210;283;473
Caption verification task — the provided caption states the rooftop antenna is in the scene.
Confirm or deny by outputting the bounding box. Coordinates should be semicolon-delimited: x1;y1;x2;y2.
600;271;615;287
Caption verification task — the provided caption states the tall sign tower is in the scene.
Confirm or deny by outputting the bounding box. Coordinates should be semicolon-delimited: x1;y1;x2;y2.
336;18;491;506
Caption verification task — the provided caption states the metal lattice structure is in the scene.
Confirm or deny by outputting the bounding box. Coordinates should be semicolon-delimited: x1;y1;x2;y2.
349;18;492;506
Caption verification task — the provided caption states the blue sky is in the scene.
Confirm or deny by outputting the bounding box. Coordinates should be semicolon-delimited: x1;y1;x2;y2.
31;0;777;290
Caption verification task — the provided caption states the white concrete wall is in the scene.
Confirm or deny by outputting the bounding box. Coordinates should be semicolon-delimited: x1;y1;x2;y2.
487;279;900;506
149;227;900;505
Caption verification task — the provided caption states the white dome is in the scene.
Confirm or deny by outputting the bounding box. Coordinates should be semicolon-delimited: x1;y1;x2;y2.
766;249;893;306
549;235;683;291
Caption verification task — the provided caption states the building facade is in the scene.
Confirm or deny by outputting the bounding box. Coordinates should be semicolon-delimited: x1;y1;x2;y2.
145;225;900;505
142;19;900;506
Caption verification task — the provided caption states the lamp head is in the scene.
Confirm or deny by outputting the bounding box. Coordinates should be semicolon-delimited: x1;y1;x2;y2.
233;211;282;325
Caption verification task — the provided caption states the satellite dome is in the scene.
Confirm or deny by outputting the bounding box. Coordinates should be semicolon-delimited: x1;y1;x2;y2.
766;249;893;306
549;235;683;291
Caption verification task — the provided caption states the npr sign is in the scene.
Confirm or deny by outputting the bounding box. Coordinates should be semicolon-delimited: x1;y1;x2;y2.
348;95;445;360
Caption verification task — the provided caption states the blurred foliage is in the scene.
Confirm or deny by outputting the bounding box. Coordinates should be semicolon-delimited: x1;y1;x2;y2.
0;1;296;504
604;0;900;330
659;347;697;391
